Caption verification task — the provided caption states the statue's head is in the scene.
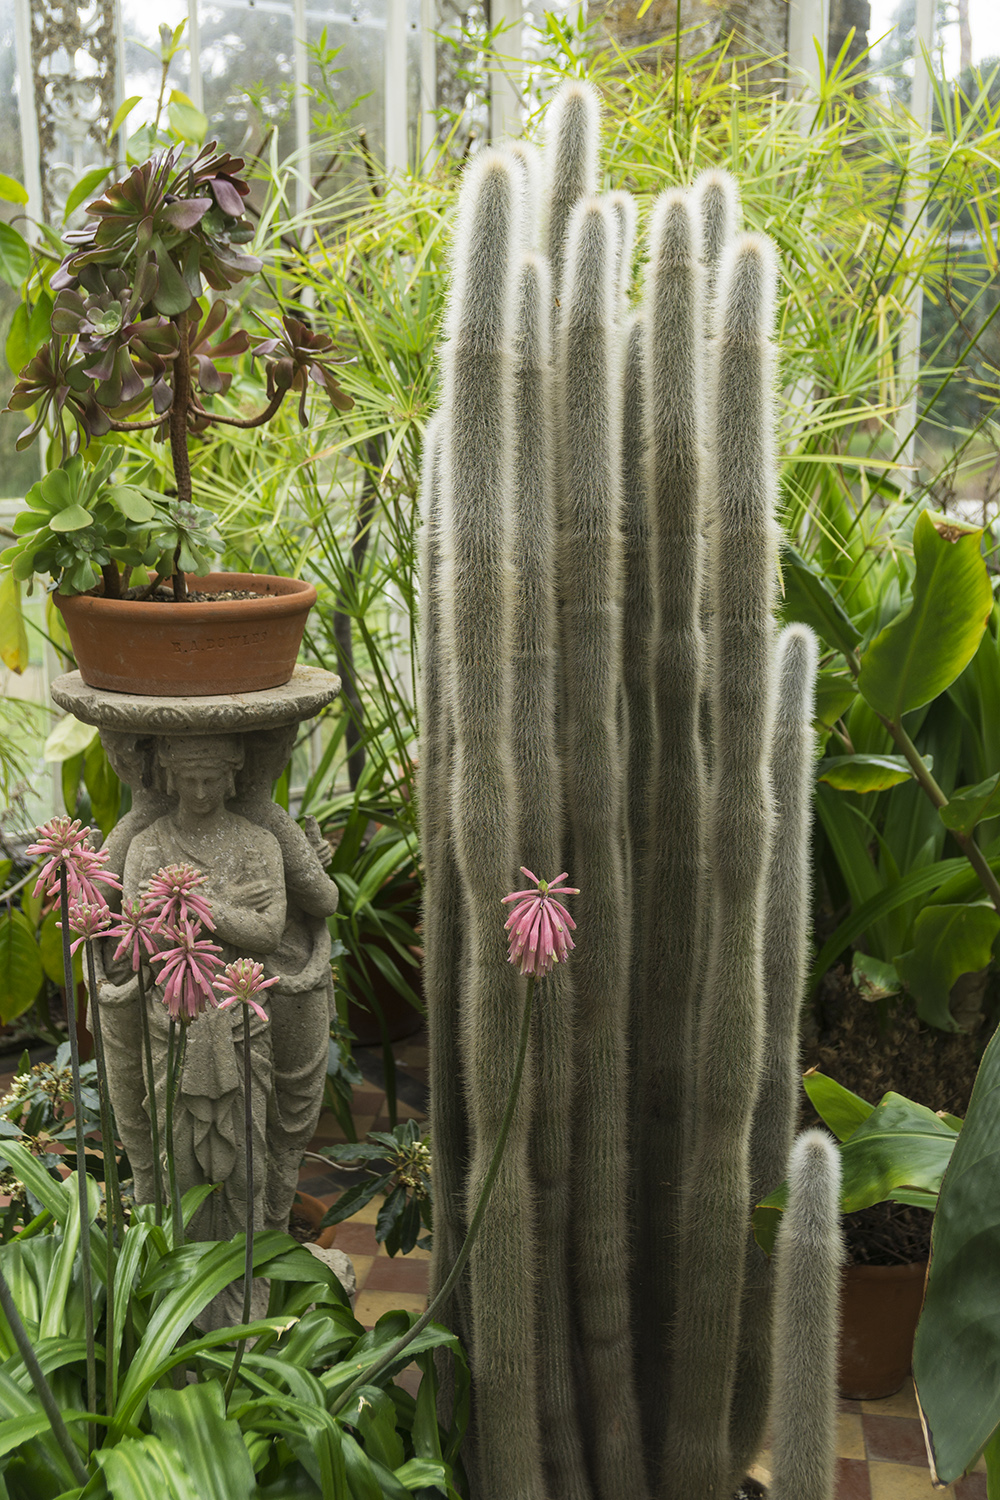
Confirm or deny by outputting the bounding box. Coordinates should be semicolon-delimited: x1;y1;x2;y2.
158;735;245;812
238;723;298;792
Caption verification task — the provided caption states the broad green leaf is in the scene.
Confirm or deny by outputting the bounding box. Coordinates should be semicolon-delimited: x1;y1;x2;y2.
0;570;29;673
755;1091;956;1254
817;753;917;792
984;1424;1000;1500
0;909;42;1023
26;292;52;358
858;511;993;722
779;544;862;659
808;857;967;992
106;486;156;523
63;166;113;222
852;951;902;999
44;715;98;763
940;773;1000;836
896;905;1000;1031
4;303;28;377
168;92;208;146
814;669;857;729
94;1433;202;1499
394;1458;452;1493
38;910;81;987
108;95;142;140
0;223;30;288
0;174;27;205
147;1384;255;1500
914;1024;1000;1482
802;1070;873;1140
84;734;121;838
49;504;93;533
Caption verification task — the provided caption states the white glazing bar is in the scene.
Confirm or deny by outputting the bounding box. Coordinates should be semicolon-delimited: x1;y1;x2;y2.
385;0;409;174
786;0;829;101
896;0;934;486
489;0;522;142
13;0;42;240
293;0;312;220
420;0;436;168
188;0;204;113
112;0;128;168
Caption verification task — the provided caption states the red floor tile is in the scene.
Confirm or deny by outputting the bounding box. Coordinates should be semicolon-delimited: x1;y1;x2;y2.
333;1221;381;1256
836;1457;873;1500
862;1415;928;1467
364;1255;430;1294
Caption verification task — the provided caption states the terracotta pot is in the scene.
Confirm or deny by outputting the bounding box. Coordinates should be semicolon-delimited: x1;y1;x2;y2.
838;1260;928;1400
55;572;317;696
293;1191;338;1249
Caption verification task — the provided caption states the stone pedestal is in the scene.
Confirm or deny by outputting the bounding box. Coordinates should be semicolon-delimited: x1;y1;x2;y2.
51;668;341;1302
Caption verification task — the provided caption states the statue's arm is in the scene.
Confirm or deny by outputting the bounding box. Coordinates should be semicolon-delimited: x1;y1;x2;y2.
212;834;287;953
271;814;339;918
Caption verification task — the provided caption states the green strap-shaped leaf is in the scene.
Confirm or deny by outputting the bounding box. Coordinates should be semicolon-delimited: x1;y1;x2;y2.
896;904;1000;1031
147;1384;255;1500
858;511;994;722
914;1024;1000;1482
779;544;862;659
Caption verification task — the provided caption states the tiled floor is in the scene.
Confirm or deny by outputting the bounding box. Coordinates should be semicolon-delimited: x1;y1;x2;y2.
749;1382;987;1499
1;1032;986;1497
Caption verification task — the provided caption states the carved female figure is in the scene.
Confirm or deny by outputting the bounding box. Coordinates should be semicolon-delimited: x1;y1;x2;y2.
121;733;285;1242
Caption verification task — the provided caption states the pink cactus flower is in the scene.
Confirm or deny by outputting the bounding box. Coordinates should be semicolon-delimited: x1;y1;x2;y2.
26;816;122;906
106;894;160;971
145;864;215;934
501;867;579;978
214;958;278;1024
150;918;223;1022
62;899;113;955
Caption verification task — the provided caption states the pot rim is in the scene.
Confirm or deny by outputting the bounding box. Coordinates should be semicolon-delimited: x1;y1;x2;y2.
842;1259;929;1280
55;571;317;625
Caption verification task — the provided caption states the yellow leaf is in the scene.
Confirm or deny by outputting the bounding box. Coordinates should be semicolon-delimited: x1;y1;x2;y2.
0;570;29;673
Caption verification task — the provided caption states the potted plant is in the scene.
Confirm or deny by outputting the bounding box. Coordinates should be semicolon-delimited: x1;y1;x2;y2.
0;144;352;696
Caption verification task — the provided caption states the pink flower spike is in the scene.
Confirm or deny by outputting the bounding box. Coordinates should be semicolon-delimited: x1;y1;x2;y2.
501;869;579;978
106;894;159;971
26;817;121;904
150;918;223;1022
145;864;215;934
60;899;113;955
214;958;278;1025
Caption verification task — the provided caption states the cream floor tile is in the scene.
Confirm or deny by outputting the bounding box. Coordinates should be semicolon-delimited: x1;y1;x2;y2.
352;1196;383;1226
838;1413;866;1460
748;1452;772;1487
349;1255;375;1290
354;1289;427;1326
864;1384;920;1421
869;1462;953;1500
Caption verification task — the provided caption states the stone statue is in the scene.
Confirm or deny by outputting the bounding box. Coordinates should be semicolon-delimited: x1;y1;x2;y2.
229;725;340;1232
55;667;342;1275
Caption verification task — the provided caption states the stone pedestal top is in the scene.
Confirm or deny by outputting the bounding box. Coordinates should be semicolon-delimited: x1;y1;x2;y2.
51;665;341;734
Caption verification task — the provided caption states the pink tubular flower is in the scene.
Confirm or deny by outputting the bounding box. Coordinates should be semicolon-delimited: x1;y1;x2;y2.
145;864;215;934
62;899;113;955
150;919;223;1021
214;958;278;1024
106;894;159;971
501;867;579;978
26;817;122;906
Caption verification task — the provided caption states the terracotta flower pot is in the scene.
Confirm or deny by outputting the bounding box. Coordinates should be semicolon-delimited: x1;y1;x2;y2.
838;1260;928;1400
293;1191;338;1249
55;572;317;696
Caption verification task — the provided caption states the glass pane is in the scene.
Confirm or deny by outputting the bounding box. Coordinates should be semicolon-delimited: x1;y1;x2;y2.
308;2;386;161
120;0;192;129
0;0;37;499
198;2;298;167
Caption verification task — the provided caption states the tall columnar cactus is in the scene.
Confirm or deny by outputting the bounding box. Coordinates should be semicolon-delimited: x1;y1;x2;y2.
421;82;836;1500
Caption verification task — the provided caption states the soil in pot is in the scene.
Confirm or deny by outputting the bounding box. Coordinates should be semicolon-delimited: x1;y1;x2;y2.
291;1191;337;1249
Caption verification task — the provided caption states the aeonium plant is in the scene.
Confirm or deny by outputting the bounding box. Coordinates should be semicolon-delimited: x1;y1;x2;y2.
1;143;353;603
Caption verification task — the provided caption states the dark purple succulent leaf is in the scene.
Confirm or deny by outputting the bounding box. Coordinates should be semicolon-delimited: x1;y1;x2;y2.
207;176;244;217
182;242;203;300
50;263;76;292
152;378;173;414
159;196;212;232
83;346;116;383
194;353;224;394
